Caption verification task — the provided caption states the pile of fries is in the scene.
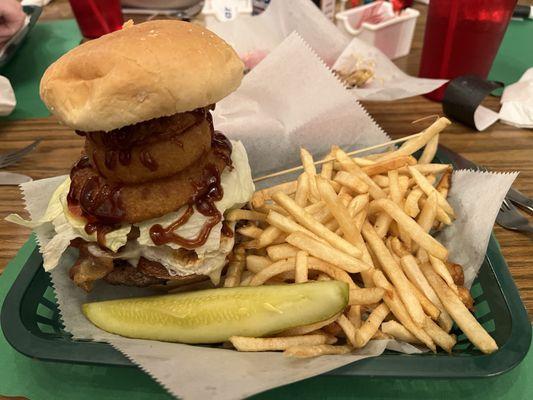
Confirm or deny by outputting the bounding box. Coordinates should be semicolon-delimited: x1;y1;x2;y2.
221;117;498;358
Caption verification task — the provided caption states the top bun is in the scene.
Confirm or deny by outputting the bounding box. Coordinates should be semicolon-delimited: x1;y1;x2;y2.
40;20;243;132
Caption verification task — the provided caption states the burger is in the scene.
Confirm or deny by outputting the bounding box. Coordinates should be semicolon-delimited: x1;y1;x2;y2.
9;20;254;291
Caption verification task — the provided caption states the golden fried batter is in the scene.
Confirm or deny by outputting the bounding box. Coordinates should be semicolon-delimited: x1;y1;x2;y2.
85;112;212;184
69;146;230;223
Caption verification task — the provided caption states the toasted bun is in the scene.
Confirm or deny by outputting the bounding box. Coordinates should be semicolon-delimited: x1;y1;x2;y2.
40;20;243;132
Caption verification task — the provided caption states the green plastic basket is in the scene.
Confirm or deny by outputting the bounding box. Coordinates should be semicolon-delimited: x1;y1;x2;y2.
1;149;531;377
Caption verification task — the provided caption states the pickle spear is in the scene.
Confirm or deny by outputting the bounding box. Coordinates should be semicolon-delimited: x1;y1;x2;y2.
82;281;348;343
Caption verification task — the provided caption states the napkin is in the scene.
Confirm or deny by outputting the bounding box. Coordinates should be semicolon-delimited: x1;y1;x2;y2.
499;68;533;129
15;34;517;400
0;76;16;116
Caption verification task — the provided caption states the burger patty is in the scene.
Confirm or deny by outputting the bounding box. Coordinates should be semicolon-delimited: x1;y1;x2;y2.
68;142;231;224
69;246;206;290
84;112;213;184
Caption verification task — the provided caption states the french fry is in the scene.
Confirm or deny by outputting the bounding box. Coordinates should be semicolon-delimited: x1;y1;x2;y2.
361;156;417;177
284;344;352;358
372;329;391;340
404;187;423;218
295;173;310;207
436;171;452;198
320;154;334;180
251;180;297;209
429;255;459;294
230;333;337;351
257;225;283;248
266;243;299;261
226;209;267;222
224;247;245;288
381;320;421;344
400;255;454;331
272;192;362;258
374;212;393;238
353;303;390;348
349;288;385;305
373;270;436;352
423;317;457;353
307;257;358;289
337;314;357;347
317;177;363;247
286;232;371;273
266;211;324;243
317;273;332;281
399;163;452;175
362;222;426;328
373;175;389;187
375;118;451;162
418;134;439;164
408;166;454;217
333;171;369;194
237;224;263;239
408;280;441;320
248;259;295;286
335;148;387;200
368;199;448;260
246;255;272;273
420;263;498;354
295;251;309;283
417;192;438;232
301;148;321;201
348;194;368;218
347;305;362;329
279;313;341;336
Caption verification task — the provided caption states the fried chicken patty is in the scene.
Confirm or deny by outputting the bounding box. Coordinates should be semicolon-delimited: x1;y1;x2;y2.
84;110;212;184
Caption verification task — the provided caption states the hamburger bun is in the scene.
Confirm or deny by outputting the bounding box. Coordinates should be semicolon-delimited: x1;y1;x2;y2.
40;20;243;132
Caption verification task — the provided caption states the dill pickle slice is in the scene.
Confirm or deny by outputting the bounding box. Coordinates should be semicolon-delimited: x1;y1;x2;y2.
82;281;348;343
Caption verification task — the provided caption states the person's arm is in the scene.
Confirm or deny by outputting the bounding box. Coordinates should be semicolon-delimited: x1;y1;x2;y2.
0;0;26;45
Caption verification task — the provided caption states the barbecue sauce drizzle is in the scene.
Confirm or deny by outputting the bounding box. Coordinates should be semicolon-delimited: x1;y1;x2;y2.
67;156;125;248
78;108;208;173
148;130;233;249
69;109;232;250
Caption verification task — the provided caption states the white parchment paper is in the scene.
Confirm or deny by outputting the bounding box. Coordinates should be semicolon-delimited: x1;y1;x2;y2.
15;34;518;400
207;0;446;101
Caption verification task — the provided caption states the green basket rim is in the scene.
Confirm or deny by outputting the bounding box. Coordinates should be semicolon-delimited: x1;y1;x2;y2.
1;147;531;377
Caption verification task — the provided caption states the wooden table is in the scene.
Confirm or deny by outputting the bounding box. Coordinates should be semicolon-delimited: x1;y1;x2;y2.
0;2;531;319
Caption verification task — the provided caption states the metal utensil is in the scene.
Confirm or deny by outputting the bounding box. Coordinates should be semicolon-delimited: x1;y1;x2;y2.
438;145;533;216
0;138;41;168
497;199;533;233
506;187;533;216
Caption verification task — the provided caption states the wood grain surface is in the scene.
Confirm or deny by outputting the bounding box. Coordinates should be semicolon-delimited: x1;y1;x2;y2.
0;2;531;318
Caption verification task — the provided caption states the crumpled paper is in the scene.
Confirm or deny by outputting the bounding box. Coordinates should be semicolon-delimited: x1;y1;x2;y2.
332;37;448;101
464;68;533;131
0;75;16;116
16;34;517;400
499;68;533;129
207;0;446;101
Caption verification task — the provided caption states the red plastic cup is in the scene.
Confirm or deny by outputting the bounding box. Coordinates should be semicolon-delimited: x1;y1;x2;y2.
69;0;123;39
419;0;516;101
